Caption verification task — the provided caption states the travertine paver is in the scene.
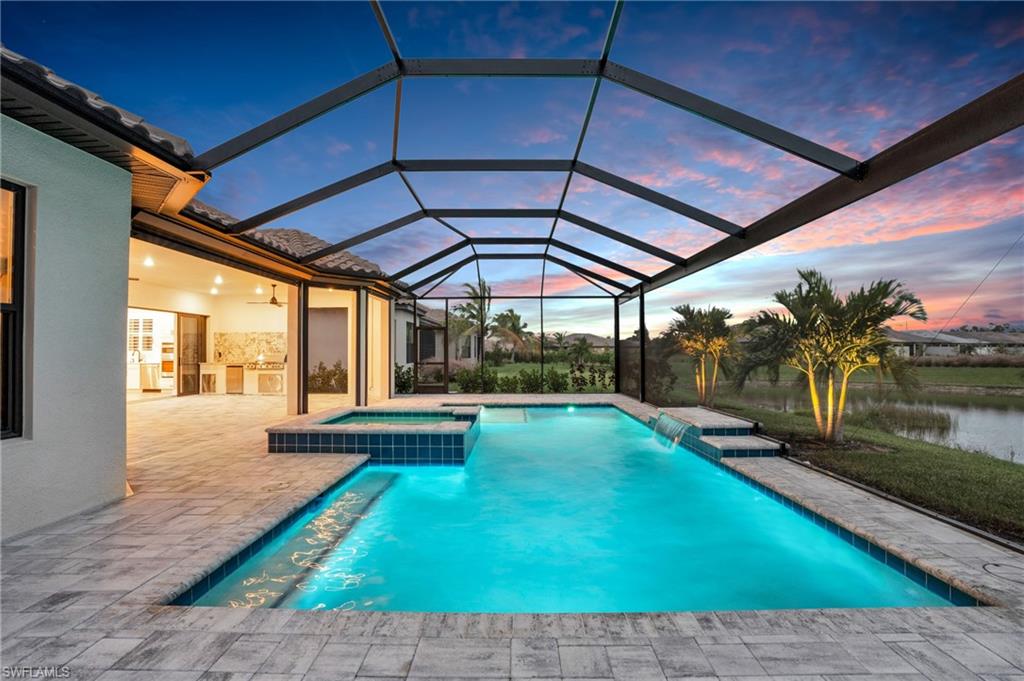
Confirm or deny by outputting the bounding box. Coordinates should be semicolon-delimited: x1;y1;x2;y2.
0;393;1021;681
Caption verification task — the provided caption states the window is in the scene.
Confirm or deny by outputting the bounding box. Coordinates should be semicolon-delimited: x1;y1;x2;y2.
1;181;26;439
405;321;414;364
127;317;155;353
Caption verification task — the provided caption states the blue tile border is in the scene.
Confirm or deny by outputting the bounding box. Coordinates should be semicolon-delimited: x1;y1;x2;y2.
657;423;987;607
168;460;369;606
269;414;479;465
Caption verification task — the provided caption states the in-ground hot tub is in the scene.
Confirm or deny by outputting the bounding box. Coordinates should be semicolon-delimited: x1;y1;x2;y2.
266;406;481;465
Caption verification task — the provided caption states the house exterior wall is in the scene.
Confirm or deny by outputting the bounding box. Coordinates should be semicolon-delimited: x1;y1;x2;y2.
1;115;131;539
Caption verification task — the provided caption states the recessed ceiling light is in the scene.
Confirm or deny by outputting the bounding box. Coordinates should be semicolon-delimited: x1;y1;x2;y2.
143;256;154;267
214;275;224;285
210;287;219;295
255;285;264;295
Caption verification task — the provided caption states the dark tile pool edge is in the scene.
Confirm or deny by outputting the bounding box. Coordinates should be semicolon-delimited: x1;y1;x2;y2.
167;460;370;607
690;449;992;607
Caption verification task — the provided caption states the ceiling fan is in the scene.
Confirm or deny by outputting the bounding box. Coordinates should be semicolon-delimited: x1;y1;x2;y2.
247;284;286;307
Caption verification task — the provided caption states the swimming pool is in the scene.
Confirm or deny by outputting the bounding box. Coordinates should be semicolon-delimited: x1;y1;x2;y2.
322;411;454;425
186;406;967;612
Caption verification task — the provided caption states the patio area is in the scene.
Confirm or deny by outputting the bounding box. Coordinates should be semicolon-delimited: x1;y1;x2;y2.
1;394;1022;679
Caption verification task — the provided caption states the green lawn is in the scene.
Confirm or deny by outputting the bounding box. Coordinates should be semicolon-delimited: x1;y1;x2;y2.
771;364;1023;388
692;391;1024;543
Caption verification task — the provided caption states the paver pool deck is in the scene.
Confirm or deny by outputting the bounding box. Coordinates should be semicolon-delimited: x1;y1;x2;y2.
2;393;1022;680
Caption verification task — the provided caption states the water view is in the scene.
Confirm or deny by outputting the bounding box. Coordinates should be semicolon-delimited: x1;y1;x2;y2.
730;386;1023;463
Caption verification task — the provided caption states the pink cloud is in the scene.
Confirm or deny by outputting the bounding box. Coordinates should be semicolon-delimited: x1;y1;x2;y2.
950;52;978;69
722;40;775;55
990;18;1024;48
845;103;890;121
515;126;567;147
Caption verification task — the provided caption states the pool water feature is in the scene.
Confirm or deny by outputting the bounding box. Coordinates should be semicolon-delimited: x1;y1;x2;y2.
189;406;975;612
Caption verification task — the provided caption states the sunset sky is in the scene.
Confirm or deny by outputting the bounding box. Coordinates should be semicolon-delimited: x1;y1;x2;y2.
3;1;1021;335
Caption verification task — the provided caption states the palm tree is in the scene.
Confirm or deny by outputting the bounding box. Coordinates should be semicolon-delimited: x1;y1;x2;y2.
568;337;592;365
553;331;568;350
667;304;732;406
451;280;492;359
492;308;529;362
735;269;926;442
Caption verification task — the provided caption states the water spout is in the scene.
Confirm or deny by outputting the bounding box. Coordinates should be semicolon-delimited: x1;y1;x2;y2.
653;413;698;449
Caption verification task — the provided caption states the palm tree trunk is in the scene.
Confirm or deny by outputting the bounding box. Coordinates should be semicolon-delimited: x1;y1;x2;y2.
835;371;852;442
694;362;703;404
805;361;826;438
709;352;720;407
700;356;708;404
825;369;836;441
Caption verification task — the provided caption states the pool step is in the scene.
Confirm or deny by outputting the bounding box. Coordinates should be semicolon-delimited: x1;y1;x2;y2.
481;407;528;424
698;435;781;459
265;471;398;607
653;408;780;460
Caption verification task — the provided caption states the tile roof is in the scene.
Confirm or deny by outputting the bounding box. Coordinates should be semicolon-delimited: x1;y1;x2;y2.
3;46;386;282
1;45;194;162
884;328;981;344
186;200;384;277
565;332;615;348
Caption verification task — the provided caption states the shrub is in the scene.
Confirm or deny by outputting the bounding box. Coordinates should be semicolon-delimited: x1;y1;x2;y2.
481;367;499;393
453;368;480;393
394;363;414;394
569;363;588;391
545;369;569;392
308;361;348;393
497;374;520;393
518;368;543;393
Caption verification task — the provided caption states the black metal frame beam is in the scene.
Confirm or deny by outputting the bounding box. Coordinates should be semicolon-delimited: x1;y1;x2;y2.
621;72;1024;298
193;63;401;169
549;238;650;282
404;252;625;295
574;161;742;236
601;61;863;178
427;208;558;219
559;211;685;265
229;162;395;234
185;1;1021;317
388;239;471;282
546;254;628;292
471;237;549;246
407;254;477;292
301;211;425;264
403;58;600;77
224;157;737;241
399;159;572;172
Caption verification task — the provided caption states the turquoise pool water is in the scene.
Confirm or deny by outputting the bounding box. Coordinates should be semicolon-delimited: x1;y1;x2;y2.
194;406;951;612
322;412;452;425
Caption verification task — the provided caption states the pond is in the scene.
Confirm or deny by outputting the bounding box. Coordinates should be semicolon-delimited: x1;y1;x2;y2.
733;386;1023;463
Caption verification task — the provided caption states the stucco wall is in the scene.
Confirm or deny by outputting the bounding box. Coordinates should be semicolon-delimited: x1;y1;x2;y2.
1;115;131;539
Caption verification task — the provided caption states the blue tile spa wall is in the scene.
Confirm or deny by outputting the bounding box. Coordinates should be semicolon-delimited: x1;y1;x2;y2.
269;430;475;464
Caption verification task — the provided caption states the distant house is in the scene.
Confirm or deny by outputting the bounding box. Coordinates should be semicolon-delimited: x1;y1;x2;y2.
393;302;479;369
884;328;984;357
563;333;615;353
946;330;1024;355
